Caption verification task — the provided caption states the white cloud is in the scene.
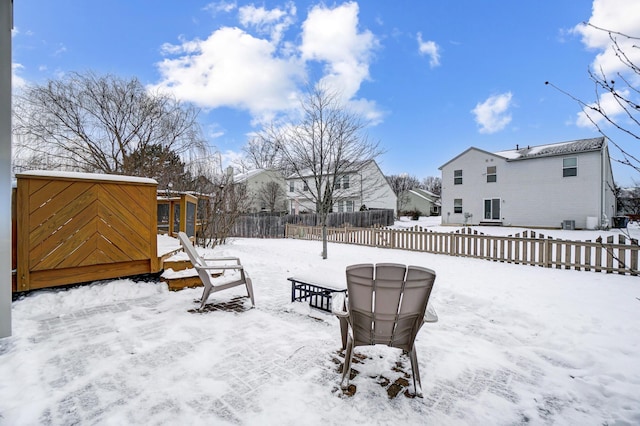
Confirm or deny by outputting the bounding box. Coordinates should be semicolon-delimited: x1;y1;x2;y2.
417;32;440;68
152;26;304;125
472;92;513;134
576;88;629;128
203;1;237;15
573;0;640;76
239;2;296;43
153;2;381;129
12;63;27;91
299;2;378;101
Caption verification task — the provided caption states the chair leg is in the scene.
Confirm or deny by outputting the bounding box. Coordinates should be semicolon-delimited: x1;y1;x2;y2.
341;334;354;390
339;318;348;350
198;273;213;310
408;347;423;397
245;277;255;306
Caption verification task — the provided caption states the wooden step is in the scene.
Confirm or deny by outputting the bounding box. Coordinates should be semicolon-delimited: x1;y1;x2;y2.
161;259;222;291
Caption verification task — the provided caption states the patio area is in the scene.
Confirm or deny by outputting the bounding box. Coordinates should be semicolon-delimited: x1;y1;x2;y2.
1;237;639;425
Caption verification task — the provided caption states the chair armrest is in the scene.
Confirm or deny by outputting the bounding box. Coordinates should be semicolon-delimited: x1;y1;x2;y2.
196;265;243;271
203;256;241;265
423;303;438;323
331;292;349;317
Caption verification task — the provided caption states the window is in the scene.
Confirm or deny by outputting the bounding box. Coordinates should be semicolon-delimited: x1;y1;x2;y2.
454;169;463;185
334;175;350;190
289;181;294;192
486;166;497;183
454;198;463;214
336;200;354;212
563;157;577;177
303;182;309;191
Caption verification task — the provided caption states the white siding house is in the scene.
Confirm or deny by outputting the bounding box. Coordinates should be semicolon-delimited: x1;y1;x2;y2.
398;188;441;216
439;137;616;229
234;169;287;213
286;160;397;215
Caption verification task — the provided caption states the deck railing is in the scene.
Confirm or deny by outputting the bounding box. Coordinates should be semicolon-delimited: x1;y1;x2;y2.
285;224;639;276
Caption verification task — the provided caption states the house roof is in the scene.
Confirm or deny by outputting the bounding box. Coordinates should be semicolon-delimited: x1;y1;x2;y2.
439;137;605;169
234;169;267;183
286;159;375;179
408;188;439;201
494;137;605;161
408;188;441;206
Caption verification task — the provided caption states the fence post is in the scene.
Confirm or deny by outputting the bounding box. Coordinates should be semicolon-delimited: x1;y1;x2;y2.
543;238;550;268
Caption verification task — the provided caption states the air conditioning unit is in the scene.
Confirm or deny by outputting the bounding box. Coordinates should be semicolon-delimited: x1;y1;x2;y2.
562;220;575;230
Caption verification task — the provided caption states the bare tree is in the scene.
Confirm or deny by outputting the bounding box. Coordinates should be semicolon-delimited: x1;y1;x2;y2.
421;176;442;196
190;160;250;247
546;24;640;173
258;181;286;213
255;85;382;259
386;174;420;214
13;71;206;184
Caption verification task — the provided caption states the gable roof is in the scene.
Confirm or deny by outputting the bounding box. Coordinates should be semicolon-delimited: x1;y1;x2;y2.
439;137;605;170
408;188;439;202
438;147;504;170
234;169;268;183
495;137;605;161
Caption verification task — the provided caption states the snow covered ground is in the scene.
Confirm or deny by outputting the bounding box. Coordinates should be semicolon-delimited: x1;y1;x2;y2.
1;224;639;425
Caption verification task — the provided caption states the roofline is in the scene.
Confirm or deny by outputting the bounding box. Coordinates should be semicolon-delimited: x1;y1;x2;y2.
504;137;605;162
438;147;505;170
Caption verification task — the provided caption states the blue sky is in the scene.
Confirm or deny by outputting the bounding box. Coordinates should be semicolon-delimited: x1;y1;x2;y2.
11;0;640;186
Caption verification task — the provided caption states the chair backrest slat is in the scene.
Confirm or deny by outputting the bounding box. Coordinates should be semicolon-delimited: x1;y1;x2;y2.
177;232;204;267
346;263;435;351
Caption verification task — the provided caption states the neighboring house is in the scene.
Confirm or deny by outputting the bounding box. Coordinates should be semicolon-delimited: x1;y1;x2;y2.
439;137;616;229
617;187;640;218
234;168;287;213
398;188;441;216
286;160;397;215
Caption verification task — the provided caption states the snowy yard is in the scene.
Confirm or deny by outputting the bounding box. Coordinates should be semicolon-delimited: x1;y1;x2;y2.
1;225;639;425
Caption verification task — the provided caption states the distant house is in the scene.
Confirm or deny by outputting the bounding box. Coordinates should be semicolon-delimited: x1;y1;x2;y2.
234;169;287;213
286;160;397;215
439;137;616;229
398;188;441;216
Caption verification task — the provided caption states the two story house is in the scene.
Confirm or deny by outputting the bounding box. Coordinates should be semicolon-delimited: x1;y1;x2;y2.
439;137;616;229
286;160;397;215
233;168;287;213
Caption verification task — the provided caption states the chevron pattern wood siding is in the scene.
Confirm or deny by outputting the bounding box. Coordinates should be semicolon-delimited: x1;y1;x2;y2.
16;174;158;291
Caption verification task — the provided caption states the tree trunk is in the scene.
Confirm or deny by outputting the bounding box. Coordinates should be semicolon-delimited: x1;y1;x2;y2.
322;223;328;259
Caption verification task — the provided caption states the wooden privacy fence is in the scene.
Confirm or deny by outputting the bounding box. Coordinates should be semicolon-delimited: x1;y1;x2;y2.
14;171;160;292
228;209;395;238
285;224;640;276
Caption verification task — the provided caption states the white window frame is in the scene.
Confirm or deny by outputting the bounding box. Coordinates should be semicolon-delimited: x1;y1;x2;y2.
483;198;501;220
563;157;577;177
454;198;462;214
454;169;463;185
486;166;496;183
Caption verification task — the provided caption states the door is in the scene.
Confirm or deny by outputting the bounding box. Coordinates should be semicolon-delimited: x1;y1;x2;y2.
484;198;501;220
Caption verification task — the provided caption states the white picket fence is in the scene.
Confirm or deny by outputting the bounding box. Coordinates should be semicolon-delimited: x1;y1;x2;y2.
285;224;639;276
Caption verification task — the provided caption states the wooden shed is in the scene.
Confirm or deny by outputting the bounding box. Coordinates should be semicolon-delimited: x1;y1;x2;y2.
13;171;161;292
